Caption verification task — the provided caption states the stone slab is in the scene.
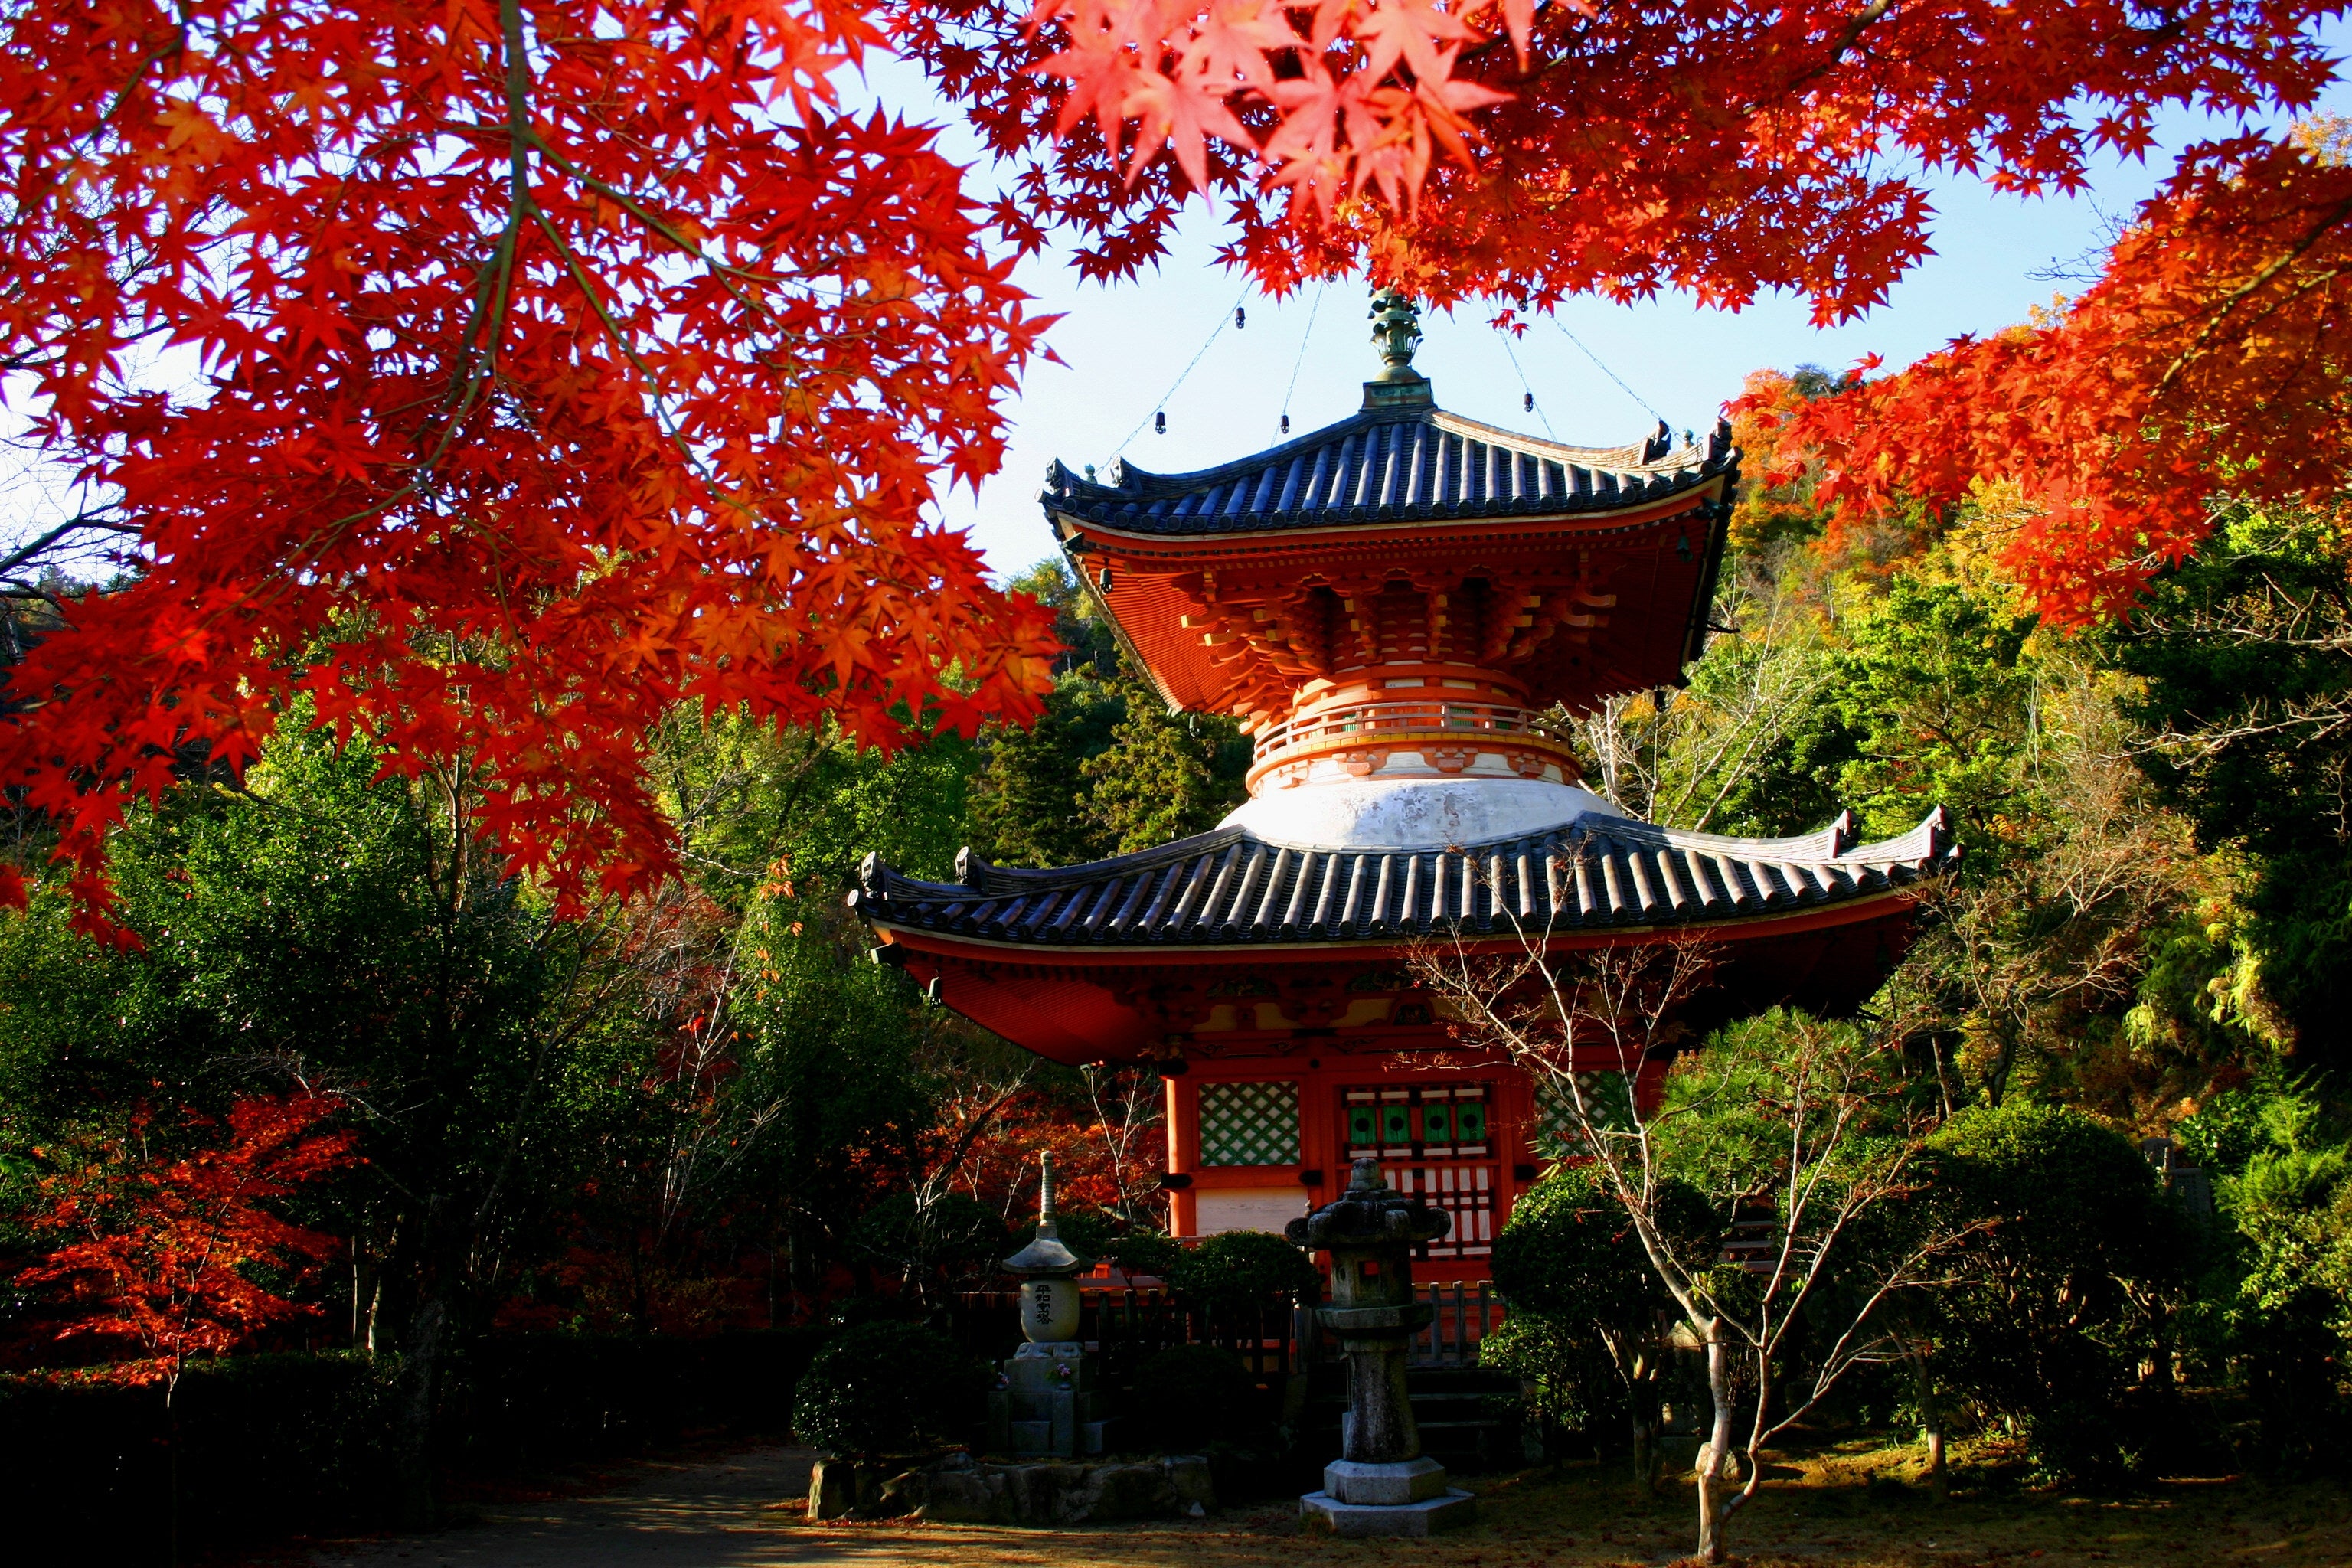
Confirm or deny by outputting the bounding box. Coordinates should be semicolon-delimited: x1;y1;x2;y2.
1300;1488;1475;1538
1324;1456;1449;1506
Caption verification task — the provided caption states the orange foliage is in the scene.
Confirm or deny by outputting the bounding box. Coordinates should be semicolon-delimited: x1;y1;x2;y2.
11;1095;355;1384
11;0;2344;929
949;1077;1167;1227
0;0;1060;934
1752;132;2352;622
899;0;2337;315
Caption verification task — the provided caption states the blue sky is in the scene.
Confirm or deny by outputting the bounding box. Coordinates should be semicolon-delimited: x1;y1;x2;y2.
858;34;2352;578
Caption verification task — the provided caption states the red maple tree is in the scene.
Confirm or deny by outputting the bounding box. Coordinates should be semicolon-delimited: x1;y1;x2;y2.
0;0;1060;933
14;1093;356;1393
899;0;2340;313
1749;120;2352;622
6;0;2345;929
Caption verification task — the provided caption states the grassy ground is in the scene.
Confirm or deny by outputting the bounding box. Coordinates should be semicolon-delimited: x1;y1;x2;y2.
799;1440;2352;1568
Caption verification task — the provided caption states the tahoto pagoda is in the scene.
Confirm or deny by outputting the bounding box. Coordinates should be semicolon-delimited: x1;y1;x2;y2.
854;294;1953;1279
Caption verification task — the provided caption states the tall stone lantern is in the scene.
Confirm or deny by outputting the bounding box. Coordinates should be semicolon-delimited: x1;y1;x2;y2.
988;1155;1114;1456
1288;1158;1475;1535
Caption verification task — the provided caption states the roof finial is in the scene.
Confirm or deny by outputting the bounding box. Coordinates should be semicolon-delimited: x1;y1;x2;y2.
1368;288;1423;383
1363;287;1433;410
1037;1152;1059;1239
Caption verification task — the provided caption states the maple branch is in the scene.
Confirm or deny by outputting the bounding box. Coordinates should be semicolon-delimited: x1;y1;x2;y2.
1788;0;1898;93
2151;191;2352;397
0;508;135;580
521;134;786;326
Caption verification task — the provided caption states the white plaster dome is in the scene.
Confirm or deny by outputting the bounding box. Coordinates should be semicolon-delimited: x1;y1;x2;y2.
1217;774;1628;849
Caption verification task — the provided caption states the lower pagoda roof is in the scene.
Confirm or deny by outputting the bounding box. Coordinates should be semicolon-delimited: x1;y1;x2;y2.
853;807;1955;952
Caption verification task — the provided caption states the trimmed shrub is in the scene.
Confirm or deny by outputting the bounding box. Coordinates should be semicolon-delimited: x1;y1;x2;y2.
791;1321;989;1458
1166;1230;1318;1313
1106;1227;1181;1279
1130;1342;1261;1451
1920;1102;2186;1483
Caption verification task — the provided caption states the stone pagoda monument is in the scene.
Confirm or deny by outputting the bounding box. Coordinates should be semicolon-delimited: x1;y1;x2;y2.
1289;1158;1475;1535
988;1155;1115;1458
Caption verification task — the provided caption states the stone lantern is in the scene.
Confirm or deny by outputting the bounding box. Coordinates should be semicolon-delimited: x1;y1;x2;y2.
988;1155;1114;1457
1287;1157;1474;1535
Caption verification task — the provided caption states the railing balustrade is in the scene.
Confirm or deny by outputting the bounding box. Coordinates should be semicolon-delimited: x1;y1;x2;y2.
949;1285;1308;1383
1250;701;1566;766
1408;1282;1502;1366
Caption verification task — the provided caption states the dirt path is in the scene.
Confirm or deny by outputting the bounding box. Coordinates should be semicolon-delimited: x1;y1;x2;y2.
296;1442;2352;1568
305;1447;838;1567
296;1449;1308;1568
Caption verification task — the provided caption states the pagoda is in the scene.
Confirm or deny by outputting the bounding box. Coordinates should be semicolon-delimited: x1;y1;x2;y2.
854;293;1952;1276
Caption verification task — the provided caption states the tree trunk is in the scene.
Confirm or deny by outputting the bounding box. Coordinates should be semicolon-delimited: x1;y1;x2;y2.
1693;1320;1739;1564
1905;1340;1948;1499
395;1289;449;1528
1631;1410;1659;1495
165;1377;181;1568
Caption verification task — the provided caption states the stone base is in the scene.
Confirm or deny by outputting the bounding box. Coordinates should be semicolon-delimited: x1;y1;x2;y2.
1300;1488;1475;1537
988;1349;1110;1459
1324;1456;1449;1506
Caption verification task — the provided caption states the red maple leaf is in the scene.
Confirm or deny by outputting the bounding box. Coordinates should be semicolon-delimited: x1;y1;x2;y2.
14;1093;357;1393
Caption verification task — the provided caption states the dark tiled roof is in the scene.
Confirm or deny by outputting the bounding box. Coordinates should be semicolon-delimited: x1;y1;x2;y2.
853;809;1954;949
1042;410;1735;535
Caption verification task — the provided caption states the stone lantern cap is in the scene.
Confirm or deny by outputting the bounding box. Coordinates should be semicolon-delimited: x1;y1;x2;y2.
1003;1153;1089;1279
1286;1158;1450;1251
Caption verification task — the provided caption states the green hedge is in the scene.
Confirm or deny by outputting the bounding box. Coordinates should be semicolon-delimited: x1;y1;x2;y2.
0;1329;827;1565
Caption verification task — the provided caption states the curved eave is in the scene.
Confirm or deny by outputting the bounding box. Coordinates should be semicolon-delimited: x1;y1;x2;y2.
1051;483;1736;719
851;808;1956;955
865;882;1926;965
1050;478;1731;557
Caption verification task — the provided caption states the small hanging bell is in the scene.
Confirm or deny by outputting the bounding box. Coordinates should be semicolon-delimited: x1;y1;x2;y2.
1235;306;1246;329
1524;391;1534;413
1155;410;1166;434
1280;413;1290;434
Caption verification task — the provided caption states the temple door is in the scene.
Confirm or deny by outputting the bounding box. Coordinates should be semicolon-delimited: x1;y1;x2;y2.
1337;1083;1501;1268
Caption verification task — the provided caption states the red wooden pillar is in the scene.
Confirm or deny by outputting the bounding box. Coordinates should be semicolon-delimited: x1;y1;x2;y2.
1164;1073;1198;1236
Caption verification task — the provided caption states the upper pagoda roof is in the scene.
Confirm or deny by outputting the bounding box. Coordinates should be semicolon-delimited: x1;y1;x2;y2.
854;808;1955;952
1043;408;1733;537
1033;298;1741;723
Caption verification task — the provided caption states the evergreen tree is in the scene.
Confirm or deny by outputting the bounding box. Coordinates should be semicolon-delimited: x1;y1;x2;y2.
967;559;1247;867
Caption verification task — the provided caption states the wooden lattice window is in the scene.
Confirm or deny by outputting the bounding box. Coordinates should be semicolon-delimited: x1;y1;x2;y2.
1198;1080;1301;1166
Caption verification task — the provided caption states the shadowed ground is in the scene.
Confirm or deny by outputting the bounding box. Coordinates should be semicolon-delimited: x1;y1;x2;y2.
292;1440;2352;1568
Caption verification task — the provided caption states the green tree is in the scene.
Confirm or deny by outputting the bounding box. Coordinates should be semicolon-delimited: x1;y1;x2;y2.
1830;572;2040;856
1916;1102;2186;1482
2183;1083;2352;1466
2101;506;2352;1066
650;708;976;903
965;669;1129;867
0;720;596;1516
967;558;1247;867
1078;692;1251;855
1491;1161;1716;1488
